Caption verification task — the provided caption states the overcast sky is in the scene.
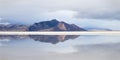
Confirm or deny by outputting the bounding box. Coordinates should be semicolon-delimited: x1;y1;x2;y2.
0;0;120;30
0;0;120;19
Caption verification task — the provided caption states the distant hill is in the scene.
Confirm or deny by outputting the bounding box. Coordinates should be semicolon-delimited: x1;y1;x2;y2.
0;24;28;31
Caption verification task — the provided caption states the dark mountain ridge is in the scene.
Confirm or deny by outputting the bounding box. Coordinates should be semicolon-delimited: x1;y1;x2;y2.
0;19;86;31
0;19;85;44
29;19;86;31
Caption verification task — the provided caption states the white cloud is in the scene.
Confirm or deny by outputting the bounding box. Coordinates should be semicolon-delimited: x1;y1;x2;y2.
0;18;10;25
0;0;120;20
40;10;77;22
0;0;120;30
0;39;11;47
47;46;78;54
0;18;2;22
74;18;120;30
0;43;2;46
0;39;10;42
0;9;78;24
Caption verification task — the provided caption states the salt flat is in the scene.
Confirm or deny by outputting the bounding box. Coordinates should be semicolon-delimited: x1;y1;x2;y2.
0;31;120;35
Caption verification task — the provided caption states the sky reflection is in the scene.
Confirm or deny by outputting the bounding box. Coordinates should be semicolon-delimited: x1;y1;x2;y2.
0;35;120;60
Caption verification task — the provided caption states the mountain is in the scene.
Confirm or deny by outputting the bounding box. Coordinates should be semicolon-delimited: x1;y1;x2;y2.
0;19;86;31
0;35;80;44
0;24;28;31
29;19;86;31
0;19;84;44
29;35;80;44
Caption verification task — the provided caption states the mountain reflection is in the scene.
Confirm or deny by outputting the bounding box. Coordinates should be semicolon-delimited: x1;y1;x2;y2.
0;35;80;44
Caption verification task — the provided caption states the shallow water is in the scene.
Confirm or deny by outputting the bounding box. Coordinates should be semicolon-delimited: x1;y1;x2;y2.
0;35;120;60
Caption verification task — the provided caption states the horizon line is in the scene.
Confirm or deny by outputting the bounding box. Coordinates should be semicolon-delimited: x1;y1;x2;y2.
0;31;120;35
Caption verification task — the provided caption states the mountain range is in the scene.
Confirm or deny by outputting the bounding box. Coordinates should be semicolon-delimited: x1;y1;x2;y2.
0;19;84;44
0;35;80;44
0;19;86;31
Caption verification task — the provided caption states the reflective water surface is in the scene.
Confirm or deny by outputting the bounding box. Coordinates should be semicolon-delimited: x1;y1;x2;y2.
0;35;120;60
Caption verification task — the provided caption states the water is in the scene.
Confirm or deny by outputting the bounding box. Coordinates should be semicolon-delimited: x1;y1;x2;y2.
0;35;120;60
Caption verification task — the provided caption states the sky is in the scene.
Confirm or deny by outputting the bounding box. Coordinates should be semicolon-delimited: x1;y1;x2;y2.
1;35;120;53
0;0;120;30
1;35;120;60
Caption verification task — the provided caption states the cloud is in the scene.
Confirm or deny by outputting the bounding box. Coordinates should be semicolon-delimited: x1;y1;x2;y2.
71;43;120;60
0;18;2;22
0;43;2;46
43;35;120;53
1;36;120;60
75;18;120;30
40;10;77;22
0;0;120;21
0;10;77;24
76;11;120;19
0;18;10;25
0;0;120;30
46;46;78;54
0;39;11;47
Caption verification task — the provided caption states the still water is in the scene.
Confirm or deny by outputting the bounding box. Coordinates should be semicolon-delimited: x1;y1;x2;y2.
0;35;120;60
